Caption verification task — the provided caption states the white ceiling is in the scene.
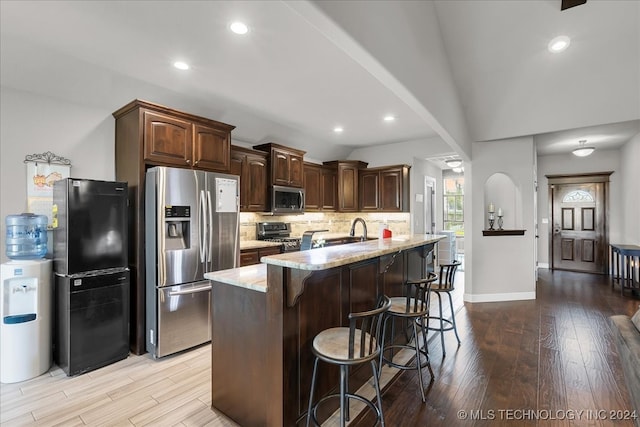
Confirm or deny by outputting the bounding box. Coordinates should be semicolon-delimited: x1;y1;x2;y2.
1;0;638;162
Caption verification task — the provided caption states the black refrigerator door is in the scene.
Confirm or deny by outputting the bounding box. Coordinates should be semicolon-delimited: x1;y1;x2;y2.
55;179;128;274
54;271;130;376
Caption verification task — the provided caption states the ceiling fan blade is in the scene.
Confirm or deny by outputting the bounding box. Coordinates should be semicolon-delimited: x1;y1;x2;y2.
561;0;587;11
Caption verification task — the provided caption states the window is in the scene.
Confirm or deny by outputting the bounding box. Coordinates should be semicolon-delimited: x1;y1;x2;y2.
443;173;464;236
562;190;594;203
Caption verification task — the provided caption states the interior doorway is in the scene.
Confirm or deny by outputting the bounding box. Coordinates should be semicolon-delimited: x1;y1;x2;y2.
547;172;612;274
424;176;436;234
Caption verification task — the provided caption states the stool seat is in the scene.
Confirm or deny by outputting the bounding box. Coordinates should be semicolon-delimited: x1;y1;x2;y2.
306;295;391;427
313;328;376;363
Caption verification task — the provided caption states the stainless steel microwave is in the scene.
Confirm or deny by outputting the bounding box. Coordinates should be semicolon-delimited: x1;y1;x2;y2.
271;185;305;215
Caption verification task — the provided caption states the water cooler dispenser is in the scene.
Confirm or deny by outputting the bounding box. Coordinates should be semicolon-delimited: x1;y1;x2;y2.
0;259;53;383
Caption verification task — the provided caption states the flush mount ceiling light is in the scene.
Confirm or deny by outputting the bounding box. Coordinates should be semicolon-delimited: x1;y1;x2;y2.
548;35;571;53
173;61;189;70
572;139;595;157
230;21;249;35
383;115;396;122
445;159;463;168
333;126;344;133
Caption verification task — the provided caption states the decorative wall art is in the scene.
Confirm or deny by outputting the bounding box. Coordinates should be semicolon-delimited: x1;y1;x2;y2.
24;151;71;228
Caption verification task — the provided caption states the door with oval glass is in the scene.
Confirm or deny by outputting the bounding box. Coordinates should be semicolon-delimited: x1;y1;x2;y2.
548;173;611;274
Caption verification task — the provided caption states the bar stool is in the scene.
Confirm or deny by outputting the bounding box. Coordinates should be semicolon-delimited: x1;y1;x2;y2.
306;295;391;427
427;261;461;357
379;272;437;402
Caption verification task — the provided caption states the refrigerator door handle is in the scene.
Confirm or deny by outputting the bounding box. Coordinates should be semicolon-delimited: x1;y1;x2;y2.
199;190;207;263
207;190;213;264
158;169;166;286
168;284;212;296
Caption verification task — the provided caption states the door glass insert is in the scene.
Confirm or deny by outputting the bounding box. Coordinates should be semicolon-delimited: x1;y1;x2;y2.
562;190;594;203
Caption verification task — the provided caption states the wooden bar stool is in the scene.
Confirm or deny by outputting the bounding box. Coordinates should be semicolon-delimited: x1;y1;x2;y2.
379;272;437;402
426;261;461;357
306;295;391;427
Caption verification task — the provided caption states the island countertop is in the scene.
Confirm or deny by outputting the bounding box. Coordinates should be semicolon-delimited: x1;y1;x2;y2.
258;234;445;270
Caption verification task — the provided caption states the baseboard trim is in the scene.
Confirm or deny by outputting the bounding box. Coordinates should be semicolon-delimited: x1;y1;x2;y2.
464;291;536;303
537;262;549;269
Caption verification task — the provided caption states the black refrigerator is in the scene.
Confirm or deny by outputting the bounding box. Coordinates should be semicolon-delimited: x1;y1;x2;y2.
53;178;130;376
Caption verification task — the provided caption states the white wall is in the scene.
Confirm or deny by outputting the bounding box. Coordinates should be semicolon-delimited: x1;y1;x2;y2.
468;137;536;302
536;149;622;266
620;133;640;244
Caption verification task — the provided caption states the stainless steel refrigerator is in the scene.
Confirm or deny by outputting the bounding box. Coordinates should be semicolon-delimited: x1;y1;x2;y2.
145;166;240;358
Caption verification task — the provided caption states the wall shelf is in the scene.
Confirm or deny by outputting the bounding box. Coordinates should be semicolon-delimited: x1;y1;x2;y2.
482;229;526;236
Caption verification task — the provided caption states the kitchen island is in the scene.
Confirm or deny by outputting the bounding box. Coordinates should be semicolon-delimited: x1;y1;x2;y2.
205;234;444;426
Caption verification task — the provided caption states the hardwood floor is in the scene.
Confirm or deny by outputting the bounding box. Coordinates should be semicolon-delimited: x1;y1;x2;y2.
355;269;640;427
1;269;637;426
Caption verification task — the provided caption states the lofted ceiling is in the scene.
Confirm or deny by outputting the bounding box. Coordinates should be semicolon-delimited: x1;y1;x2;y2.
1;0;638;162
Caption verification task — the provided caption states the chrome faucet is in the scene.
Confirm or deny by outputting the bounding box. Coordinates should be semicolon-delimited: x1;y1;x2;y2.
349;217;368;241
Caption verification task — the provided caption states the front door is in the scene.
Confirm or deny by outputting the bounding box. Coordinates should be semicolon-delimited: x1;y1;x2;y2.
548;173;611;274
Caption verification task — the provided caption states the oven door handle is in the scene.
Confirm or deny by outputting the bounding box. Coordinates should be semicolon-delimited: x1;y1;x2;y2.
168;284;212;296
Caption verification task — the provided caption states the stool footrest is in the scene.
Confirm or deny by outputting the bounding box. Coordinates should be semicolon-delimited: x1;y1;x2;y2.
381;344;430;371
425;316;456;332
308;392;383;426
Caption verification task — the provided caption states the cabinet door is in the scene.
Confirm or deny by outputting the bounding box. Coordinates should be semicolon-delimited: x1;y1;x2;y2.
289;154;304;187
380;169;402;211
321;168;337;211
193;123;230;172
337;164;359;212
304;165;322;211
272;149;291;186
143;111;193;166
245;154;268;212
359;171;380;211
259;246;282;257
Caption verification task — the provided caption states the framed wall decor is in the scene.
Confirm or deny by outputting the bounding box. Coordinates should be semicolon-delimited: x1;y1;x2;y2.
24;151;71;228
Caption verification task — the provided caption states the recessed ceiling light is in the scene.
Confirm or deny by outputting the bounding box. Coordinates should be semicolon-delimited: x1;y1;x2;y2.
383;115;396;122
333;127;344;133
548;35;570;53
230;22;249;35
173;61;189;70
445;159;463;168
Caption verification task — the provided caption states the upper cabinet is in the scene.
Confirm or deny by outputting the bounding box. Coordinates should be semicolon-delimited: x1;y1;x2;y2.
254;143;305;188
304;162;337;212
323;161;368;212
230;146;268;212
359;165;410;212
131;100;234;172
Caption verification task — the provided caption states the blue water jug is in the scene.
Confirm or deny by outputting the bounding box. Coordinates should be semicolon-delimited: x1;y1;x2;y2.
5;213;48;260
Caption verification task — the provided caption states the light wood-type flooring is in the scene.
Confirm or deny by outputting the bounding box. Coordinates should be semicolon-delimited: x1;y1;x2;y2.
1;269;638;426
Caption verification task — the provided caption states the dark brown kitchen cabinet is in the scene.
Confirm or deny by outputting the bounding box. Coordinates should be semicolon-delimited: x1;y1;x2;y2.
254;143;305;188
323;160;368;212
142;108;233;172
240;245;282;266
303;163;337;212
113;99;235;355
359;165;410;212
230;146;268;212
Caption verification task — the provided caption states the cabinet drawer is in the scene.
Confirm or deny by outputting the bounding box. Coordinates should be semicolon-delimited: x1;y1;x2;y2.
240;250;259;266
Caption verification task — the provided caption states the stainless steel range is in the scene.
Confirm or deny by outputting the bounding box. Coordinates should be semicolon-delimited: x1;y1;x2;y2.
256;222;301;252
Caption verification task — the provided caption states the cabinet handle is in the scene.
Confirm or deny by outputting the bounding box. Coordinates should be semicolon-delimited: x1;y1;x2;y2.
186;159;191;164
194;160;199;166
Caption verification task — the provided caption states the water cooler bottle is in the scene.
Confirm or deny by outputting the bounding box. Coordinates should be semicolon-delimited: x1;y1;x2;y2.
0;259;53;383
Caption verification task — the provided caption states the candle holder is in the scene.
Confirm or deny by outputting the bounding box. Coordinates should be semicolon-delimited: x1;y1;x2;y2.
497;215;503;230
488;211;495;230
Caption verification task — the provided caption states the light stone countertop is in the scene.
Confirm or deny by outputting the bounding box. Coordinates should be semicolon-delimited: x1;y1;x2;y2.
204;263;267;292
240;240;283;250
261;234;444;271
207;234;444;292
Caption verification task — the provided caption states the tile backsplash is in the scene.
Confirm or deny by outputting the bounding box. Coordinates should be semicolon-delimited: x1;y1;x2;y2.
240;212;410;240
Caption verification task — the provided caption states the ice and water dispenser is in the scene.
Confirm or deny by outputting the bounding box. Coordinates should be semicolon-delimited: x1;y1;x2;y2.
1;213;52;383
